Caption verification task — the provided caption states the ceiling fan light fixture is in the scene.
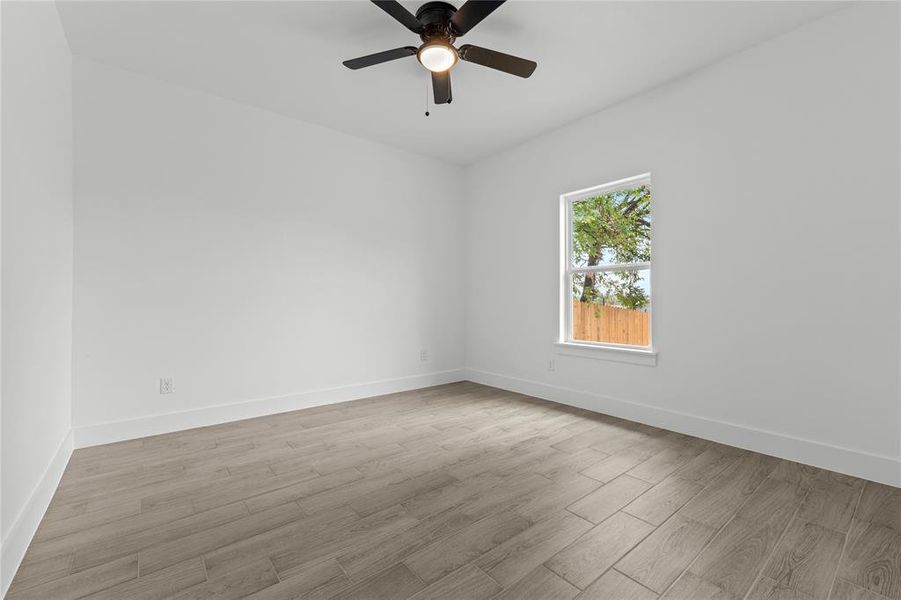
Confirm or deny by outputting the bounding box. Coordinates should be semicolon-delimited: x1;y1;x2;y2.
342;1;536;106
418;42;457;72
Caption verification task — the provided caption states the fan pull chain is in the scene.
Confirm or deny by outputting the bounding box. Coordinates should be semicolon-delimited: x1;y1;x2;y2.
424;79;430;117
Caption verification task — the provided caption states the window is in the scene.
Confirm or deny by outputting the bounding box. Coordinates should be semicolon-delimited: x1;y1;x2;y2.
560;173;652;351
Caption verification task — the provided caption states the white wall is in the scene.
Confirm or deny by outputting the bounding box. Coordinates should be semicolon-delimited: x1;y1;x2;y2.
464;4;901;485
72;59;465;443
1;1;74;594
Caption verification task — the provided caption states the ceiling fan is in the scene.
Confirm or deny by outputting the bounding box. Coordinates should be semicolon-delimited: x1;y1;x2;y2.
342;0;537;105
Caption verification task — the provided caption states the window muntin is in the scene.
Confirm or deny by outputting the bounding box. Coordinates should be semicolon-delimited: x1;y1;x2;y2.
562;174;652;349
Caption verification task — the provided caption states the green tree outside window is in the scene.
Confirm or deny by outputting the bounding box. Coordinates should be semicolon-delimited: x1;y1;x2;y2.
571;185;651;310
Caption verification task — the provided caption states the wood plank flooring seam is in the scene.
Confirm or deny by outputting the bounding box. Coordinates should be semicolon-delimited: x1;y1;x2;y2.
571;471;695;530
825;482;866;600
652;458;778;599
739;490;807;600
613;566;665;596
620;511;658;528
544;511;655;590
653;517;733;599
475;564;504;593
267;557;281;583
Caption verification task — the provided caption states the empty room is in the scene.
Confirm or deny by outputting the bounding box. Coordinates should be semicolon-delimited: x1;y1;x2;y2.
2;0;900;598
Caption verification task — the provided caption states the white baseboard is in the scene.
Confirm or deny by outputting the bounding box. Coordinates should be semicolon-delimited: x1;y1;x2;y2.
1;429;74;598
74;369;466;448
465;368;901;487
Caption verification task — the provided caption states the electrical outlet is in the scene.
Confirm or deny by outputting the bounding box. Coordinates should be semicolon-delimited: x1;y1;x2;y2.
420;349;428;362
547;359;556;371
159;377;174;394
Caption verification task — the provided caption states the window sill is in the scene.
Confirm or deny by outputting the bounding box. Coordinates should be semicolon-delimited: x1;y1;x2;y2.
553;341;658;367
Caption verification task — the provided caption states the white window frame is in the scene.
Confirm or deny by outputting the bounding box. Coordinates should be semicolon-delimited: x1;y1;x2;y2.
557;173;656;364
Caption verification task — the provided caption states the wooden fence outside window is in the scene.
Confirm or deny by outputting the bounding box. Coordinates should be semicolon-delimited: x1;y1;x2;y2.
571;300;650;347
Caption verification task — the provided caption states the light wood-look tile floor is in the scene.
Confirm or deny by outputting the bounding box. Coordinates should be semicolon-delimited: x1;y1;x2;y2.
7;382;901;600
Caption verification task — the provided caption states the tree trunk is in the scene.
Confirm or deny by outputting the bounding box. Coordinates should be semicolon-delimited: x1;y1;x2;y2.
579;252;600;302
579;271;595;302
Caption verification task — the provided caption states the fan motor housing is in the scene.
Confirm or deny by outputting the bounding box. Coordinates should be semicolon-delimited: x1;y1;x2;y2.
416;1;457;41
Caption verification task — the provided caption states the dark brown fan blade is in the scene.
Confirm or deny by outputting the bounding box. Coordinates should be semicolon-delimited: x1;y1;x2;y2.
458;44;536;78
450;0;505;35
432;71;452;104
371;0;423;33
343;47;417;70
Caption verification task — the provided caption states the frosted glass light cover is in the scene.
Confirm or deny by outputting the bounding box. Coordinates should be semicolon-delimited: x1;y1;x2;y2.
418;44;457;72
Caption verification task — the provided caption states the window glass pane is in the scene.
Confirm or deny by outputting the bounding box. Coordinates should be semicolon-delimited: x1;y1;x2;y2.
571;269;650;346
571;184;651;268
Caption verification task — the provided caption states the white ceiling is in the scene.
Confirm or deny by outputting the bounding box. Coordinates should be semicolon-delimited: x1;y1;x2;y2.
57;1;844;165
